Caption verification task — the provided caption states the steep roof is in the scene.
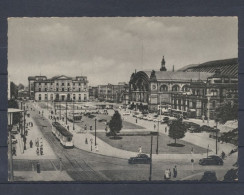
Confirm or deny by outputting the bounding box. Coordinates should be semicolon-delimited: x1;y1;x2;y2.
142;71;213;81
179;58;238;77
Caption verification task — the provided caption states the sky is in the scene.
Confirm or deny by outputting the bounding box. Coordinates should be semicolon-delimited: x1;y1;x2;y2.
8;17;238;86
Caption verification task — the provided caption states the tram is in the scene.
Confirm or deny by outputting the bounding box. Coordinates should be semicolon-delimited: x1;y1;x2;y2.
67;112;82;122
52;122;74;148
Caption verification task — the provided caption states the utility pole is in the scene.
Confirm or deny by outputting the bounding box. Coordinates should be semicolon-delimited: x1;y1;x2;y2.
95;118;97;145
216;129;218;155
8;126;14;181
65;100;67;125
149;134;153;181
73;98;75;130
23;104;26;150
156;94;161;154
59;101;61;120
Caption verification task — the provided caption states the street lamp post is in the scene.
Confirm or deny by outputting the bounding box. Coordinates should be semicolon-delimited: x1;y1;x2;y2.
207;95;211;125
8;108;23;181
23;104;26;150
149;133;153;181
156;94;161;154
215;127;218;155
95;118;97;146
65;100;67;125
73;98;75;130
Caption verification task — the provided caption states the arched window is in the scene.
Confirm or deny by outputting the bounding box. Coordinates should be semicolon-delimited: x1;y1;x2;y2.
160;85;168;92
182;85;190;92
172;85;180;92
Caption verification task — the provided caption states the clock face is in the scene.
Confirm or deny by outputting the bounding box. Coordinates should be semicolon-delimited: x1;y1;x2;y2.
152;84;157;90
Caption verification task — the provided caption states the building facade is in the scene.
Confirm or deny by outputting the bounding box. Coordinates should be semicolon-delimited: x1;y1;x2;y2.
97;82;129;104
129;57;238;118
171;69;238;118
28;75;89;102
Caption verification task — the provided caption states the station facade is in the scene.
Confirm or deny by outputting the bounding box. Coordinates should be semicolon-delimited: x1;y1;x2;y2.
129;57;238;118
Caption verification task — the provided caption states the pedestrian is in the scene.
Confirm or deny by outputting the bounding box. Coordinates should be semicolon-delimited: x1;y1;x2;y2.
202;115;205;123
173;165;177;178
169;169;171;178
84;125;87;131
29;140;33;148
191;147;194;154
36;147;39;156
136;118;137;123
221;151;226;160
154;124;156;130
164;169;170;180
165;126;167;133
40;146;43;155
12;147;17;156
90;125;92;131
95;144;99;152
85;138;88;144
138;146;142;154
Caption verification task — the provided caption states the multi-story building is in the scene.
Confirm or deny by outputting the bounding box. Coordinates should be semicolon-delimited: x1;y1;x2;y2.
129;57;238;118
89;86;98;100
129;57;212;111
171;69;238;119
97;82;129;103
28;75;89;102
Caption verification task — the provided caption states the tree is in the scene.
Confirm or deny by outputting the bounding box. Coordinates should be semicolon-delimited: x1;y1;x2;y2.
18;83;25;90
10;82;18;99
215;101;238;124
168;119;187;145
108;110;123;138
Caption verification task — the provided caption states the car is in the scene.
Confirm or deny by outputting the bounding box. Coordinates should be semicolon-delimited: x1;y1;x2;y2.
188;123;201;133
11;135;18;144
199;155;224;166
200;171;217;182
137;114;144;119
161;117;169;124
142;115;148;120
128;154;151;164
122;112;131;116
11;129;18;134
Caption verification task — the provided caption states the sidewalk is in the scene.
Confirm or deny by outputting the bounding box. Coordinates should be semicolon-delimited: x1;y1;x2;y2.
13;104;56;160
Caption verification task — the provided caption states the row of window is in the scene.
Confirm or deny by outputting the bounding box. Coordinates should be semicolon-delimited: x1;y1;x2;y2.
38;88;86;92
38;82;84;86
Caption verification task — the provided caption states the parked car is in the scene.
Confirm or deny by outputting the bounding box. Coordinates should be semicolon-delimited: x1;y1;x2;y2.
128;154;151;164
188;123;201;133
137;114;144;119
199;155;223;166
161;117;170;124
142;115;148;120
122;111;131;116
200;171;217;182
11;135;18;144
11;129;18;134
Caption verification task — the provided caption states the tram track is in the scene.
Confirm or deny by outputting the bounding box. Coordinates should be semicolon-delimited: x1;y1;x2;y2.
32;111;110;181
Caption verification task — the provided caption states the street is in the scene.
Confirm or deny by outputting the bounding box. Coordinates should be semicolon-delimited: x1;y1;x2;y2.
11;101;237;182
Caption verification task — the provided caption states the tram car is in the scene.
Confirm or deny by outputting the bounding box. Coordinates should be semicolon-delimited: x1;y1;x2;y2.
67;112;82;122
52;122;74;148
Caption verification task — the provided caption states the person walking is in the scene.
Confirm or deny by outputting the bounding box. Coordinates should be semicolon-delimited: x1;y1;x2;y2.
165;126;167;133
202;115;205;123
173;165;177;178
138;146;142;154
36;147;39;156
29;140;33;148
154;124;156;130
